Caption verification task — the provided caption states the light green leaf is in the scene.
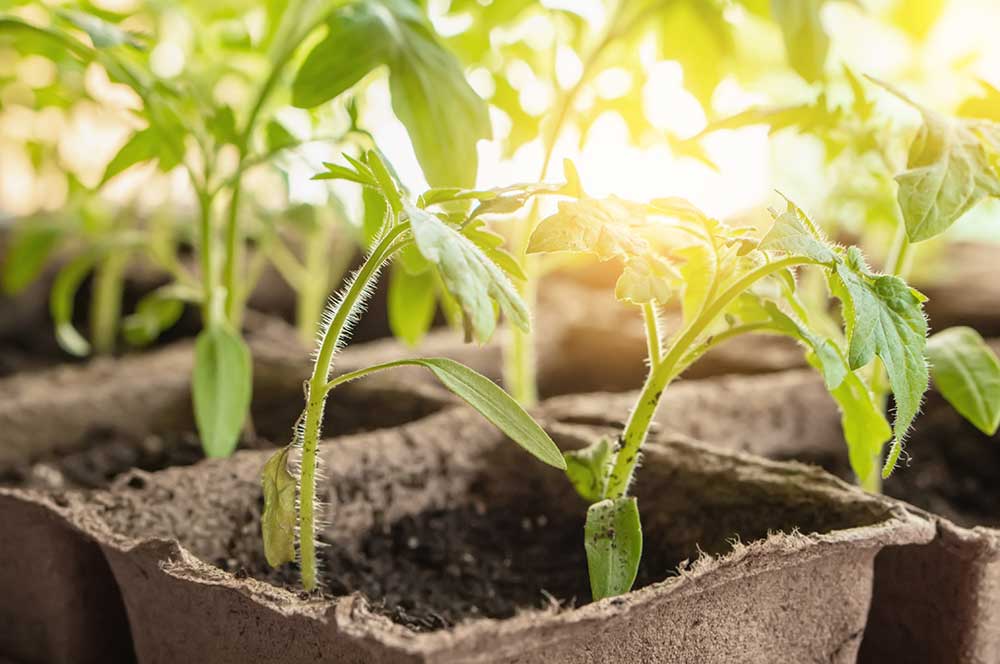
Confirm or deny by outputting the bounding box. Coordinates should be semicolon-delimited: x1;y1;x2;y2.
771;0;829;82
564;437;614;503
123;286;186;347
873;79;1000;241
193;326;252;458
261;445;297;568
388;263;437;346
60;10;142;49
828;366;892;488
2;223;61;294
585;497;642;601
832;247;928;447
463;220;527;281
658;0;733;104
928;327;1000;435
50;253;97;357
615;254;678;305
101;128;159;186
328;357;566;469
406;201;527;343
265;119;297;153
761;204;836;264
528;197;650;259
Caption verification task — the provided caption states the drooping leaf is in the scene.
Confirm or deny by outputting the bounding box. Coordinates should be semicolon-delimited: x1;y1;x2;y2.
123;286;186;347
927;327;1000;435
193;326;253;458
831;247;928;451
50;253;97;357
771;0;829;82
329;358;566;469
564;437;614;503
872;79;1000;241
406;201;528;343
388;263;437;346
2;223;62;294
261;445;297;568
825;363;893;487
585;497;642;601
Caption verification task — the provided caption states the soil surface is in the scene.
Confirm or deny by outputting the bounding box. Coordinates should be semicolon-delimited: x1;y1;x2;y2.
222;497;692;632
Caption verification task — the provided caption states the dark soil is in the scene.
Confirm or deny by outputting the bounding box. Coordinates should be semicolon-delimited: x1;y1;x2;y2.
883;401;1000;529
0;428;273;491
221;498;689;632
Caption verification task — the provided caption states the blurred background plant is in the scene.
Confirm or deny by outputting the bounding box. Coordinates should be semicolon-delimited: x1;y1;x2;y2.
2;0;999;419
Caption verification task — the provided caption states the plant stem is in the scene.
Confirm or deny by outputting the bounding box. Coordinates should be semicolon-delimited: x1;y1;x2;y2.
643;303;662;365
89;251;127;355
605;256;819;498
197;189;219;328
297;224;410;590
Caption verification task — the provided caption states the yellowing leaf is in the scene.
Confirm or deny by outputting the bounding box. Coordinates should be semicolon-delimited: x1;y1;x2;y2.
615;254;679;305
261;446;296;568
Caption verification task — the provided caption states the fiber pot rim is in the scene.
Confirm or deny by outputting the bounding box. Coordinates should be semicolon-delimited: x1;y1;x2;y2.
70;411;935;659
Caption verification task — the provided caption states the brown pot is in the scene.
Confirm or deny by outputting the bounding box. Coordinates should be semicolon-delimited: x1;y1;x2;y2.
73;407;929;663
918;242;1000;336
540;363;1000;664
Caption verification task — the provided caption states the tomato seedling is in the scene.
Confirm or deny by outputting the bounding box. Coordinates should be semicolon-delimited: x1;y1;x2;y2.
528;190;930;599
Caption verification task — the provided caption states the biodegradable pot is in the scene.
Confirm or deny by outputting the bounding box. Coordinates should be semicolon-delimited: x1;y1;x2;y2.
75;407;930;663
540;364;1000;664
918;241;1000;336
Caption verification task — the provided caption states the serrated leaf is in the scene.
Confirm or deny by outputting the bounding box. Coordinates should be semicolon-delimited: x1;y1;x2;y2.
831;247;928;446
261;445;296;568
388;263;437;346
585;497;642;601
565;437;614;503
406;201;527;343
824;361;892;487
873;79;1000;242
528;197;650;259
193;326;252;458
762;205;837;264
928;327;1000;435
615;254;678;305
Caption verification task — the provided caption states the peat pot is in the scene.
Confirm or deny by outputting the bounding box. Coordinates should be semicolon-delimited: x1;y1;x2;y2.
540;363;1000;664
74;407;929;663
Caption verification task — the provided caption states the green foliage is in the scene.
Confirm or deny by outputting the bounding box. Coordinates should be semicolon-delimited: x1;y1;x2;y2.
388;263;437;346
928;327;1000;435
585;497;642;602
260;445;297;568
770;0;829;82
565;437;614;503
293;0;490;187
1;223;61;295
192;326;253;458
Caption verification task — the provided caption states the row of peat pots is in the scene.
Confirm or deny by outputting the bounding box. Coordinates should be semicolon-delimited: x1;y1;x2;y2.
1;292;999;662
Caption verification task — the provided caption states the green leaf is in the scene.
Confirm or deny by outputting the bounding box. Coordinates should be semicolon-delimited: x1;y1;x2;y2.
615;254;678;305
762;204;836;264
564;437;614;503
265;119;297;153
50;253;96;357
59;9;142;49
658;0;733;104
261;445;297;568
832;247;928;446
193;326;253;458
291;4;391;108
528;197;650;259
2;223;61;294
330;358;566;469
771;0;829;82
828;366;892;487
123;286;185;347
100;126;181;186
463;219;526;281
585;497;642;601
406;201;528;343
208;104;238;146
928;327;1000;435
872;79;1000;242
388;263;437;346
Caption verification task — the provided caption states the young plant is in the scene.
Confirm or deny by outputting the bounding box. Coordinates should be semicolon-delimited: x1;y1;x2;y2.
260;150;566;591
528;190;931;599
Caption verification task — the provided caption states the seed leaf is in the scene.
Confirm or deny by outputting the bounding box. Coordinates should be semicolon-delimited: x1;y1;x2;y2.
830;248;928;471
388;263;437;346
261;445;296;568
406;201;527;343
564;437;614;503
928;327;1000;435
585;497;642;601
193;326;252;458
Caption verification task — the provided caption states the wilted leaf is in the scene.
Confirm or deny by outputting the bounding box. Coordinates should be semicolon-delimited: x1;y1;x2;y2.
928;327;1000;435
585;497;642;601
261;445;296;568
406;201;528;343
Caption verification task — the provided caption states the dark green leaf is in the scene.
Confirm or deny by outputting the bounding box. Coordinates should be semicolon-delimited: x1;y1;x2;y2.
193;326;252;458
261;445;297;567
928;327;1000;435
585;497;642;601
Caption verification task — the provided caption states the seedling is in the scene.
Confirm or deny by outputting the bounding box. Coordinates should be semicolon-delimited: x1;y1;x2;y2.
260;150;566;591
528;189;931;599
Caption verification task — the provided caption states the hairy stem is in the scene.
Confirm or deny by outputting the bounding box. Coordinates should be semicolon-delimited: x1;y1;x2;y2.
89;250;127;355
642;303;662;365
605;256;820;498
297;224;410;590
